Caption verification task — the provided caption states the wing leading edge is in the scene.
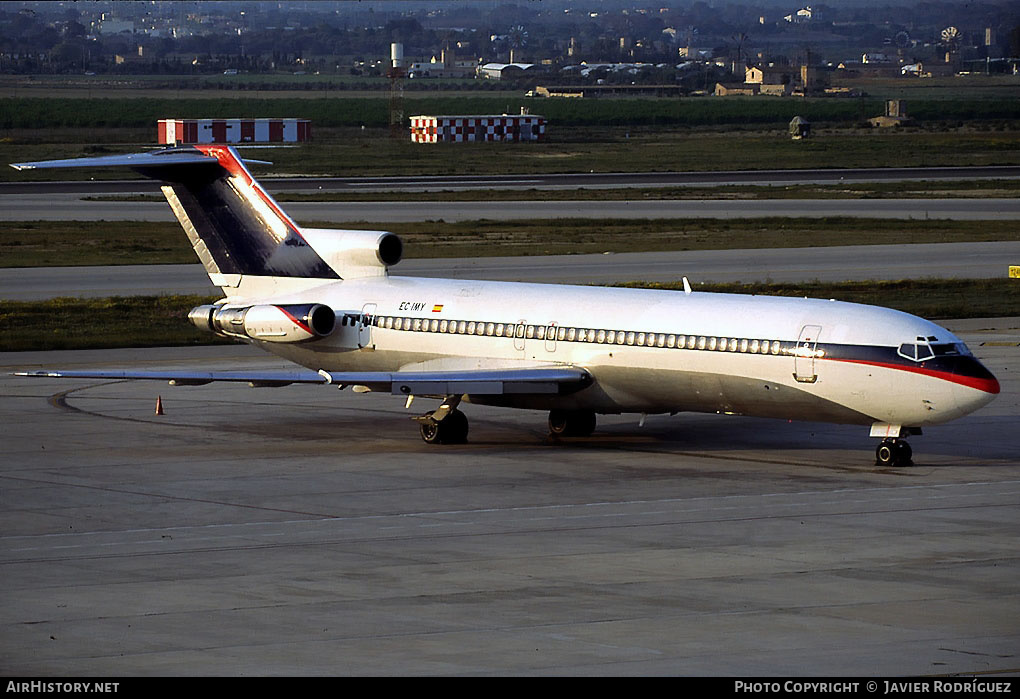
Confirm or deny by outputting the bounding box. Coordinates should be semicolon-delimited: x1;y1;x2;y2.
15;366;592;395
9;148;271;171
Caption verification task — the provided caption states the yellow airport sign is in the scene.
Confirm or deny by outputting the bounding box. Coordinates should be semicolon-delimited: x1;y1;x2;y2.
1011;266;1020;278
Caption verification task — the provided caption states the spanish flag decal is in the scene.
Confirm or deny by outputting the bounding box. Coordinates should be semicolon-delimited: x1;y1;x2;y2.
432;304;444;313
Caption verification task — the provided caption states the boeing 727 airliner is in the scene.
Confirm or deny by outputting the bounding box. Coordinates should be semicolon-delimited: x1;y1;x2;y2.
11;146;999;466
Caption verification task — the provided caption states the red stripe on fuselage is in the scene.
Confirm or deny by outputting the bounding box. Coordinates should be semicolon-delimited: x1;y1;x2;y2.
827;358;1000;394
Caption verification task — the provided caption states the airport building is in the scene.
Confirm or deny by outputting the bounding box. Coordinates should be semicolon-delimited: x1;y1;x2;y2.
157;118;311;145
409;113;546;144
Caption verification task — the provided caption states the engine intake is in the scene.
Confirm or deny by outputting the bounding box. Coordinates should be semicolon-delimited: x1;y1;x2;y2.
190;303;335;343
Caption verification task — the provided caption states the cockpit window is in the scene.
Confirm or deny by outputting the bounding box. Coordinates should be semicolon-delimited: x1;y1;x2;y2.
932;343;969;357
898;338;970;362
898;342;935;362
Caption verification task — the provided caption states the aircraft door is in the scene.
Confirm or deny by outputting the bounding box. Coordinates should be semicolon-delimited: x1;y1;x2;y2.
794;324;821;383
358;303;377;349
545;322;558;353
513;319;527;354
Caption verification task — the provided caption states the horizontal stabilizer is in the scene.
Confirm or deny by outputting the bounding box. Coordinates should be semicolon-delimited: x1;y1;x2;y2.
11;145;337;282
9;148;271;171
15;366;591;396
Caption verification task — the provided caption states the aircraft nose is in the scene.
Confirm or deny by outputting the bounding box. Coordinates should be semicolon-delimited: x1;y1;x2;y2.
949;355;999;415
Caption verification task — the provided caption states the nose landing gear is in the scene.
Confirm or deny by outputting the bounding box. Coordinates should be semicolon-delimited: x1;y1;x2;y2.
875;438;913;467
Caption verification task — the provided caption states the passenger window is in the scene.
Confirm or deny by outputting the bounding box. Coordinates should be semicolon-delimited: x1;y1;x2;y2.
557;327;567;341
708;337;717;351
440;320;448;333
430;319;439;332
458;321;467;334
729;338;738;352
698;336;707;350
567;328;577;342
771;341;781;355
526;325;536;339
667;335;676;348
516;324;525;338
536;325;545;340
486;322;495;336
750;340;759;353
597;329;606;344
626;332;635;345
606;330;616;344
393;318;403;330
740;339;748;352
657;334;666;347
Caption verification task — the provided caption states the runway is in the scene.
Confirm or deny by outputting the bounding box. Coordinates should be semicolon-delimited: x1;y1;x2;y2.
3;165;1019;194
3;193;1019;222
3;241;1018;301
1;317;1017;675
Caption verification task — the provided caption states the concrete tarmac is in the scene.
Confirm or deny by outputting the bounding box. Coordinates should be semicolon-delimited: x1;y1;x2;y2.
1;318;1017;675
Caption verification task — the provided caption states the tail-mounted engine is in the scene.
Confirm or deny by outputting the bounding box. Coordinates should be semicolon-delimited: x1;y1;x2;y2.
299;228;403;279
189;303;335;343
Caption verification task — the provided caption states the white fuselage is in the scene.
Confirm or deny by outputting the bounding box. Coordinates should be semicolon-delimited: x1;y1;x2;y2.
232;274;998;429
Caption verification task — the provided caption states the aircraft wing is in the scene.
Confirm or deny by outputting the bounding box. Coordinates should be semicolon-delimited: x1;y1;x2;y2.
15;366;592;395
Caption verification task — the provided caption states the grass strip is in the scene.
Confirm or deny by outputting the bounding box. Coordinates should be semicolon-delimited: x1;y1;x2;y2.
618;278;1020;322
3;96;1019;130
82;178;1020;203
0;295;225;352
3;217;1019;268
4;128;1020;182
2;280;1015;352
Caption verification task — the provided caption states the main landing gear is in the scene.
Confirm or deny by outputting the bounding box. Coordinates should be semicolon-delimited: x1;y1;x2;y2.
875;438;913;468
416;405;600;445
415;395;469;444
548;409;597;438
418;409;469;444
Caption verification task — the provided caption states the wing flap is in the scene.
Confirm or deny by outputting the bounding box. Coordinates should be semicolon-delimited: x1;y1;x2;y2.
15;366;591;396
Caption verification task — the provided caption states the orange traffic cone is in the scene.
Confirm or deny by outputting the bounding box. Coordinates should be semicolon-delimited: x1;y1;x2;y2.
155;396;164;416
